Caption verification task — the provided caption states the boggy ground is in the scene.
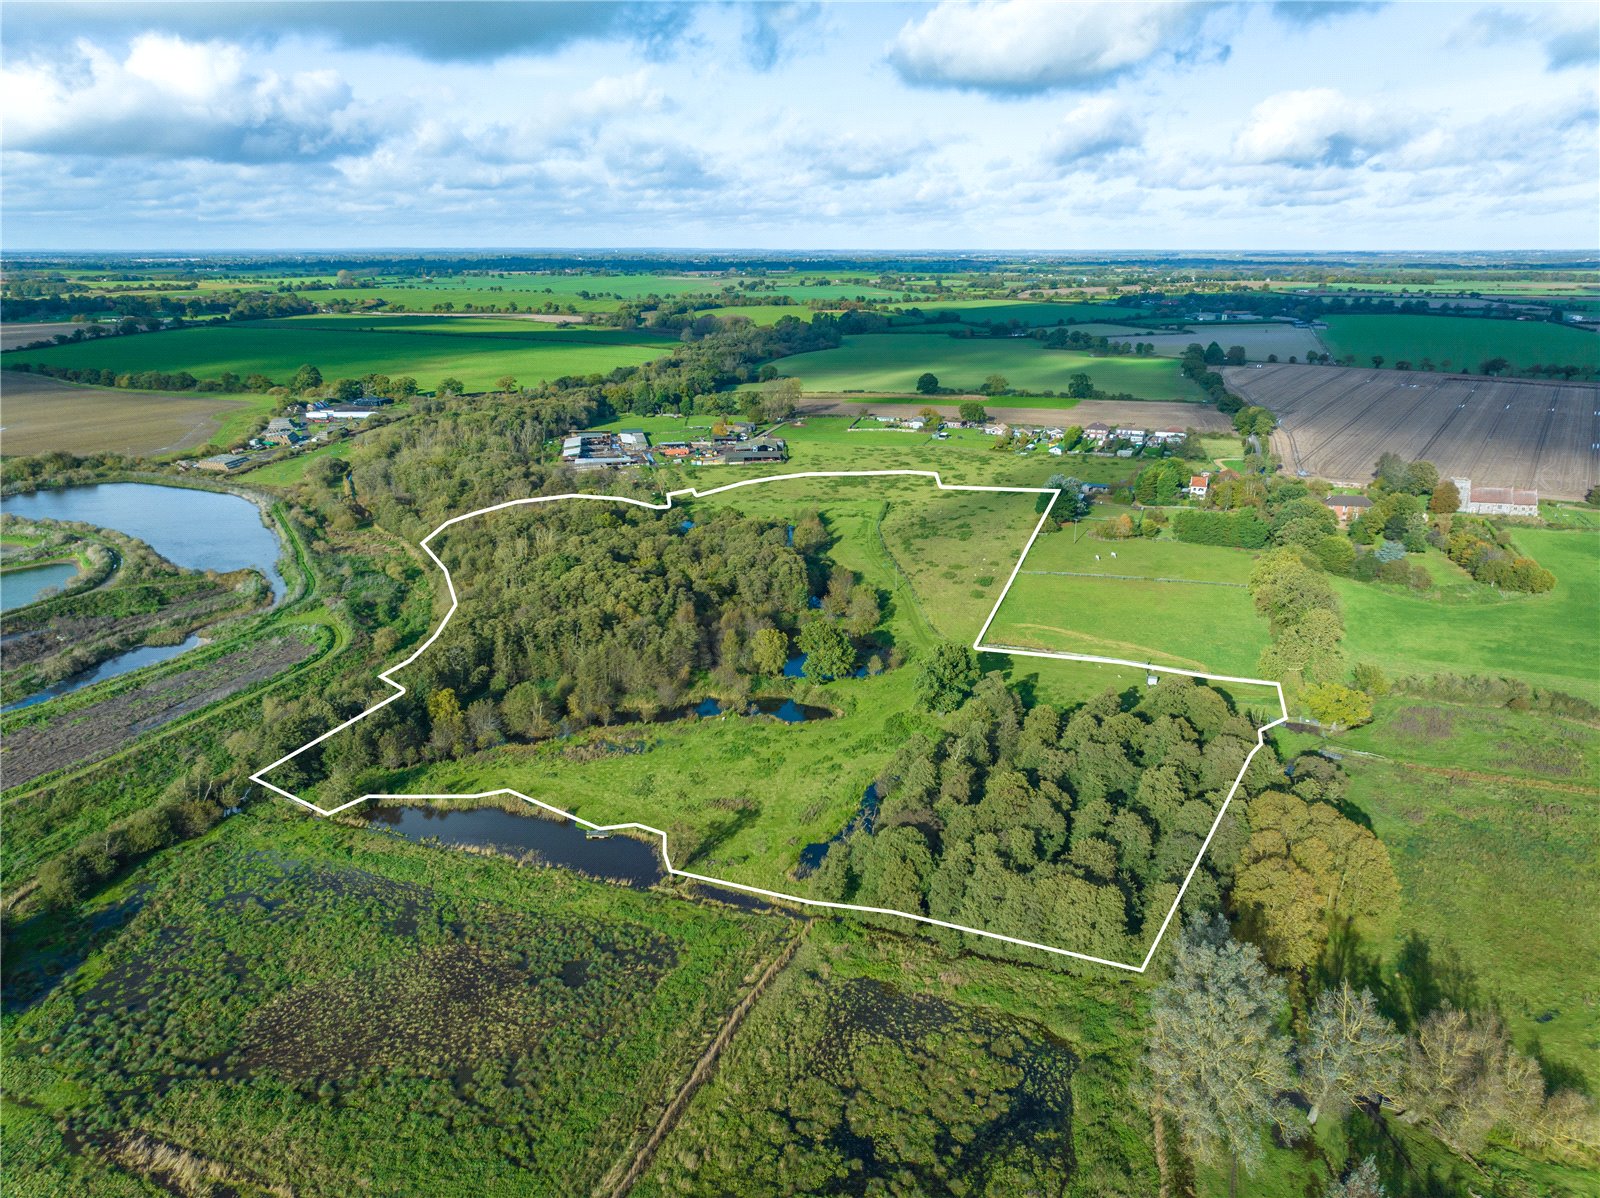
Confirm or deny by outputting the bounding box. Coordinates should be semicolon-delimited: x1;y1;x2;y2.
2;810;794;1198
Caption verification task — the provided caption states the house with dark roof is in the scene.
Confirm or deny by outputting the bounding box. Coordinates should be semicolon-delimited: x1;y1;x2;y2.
1322;494;1373;525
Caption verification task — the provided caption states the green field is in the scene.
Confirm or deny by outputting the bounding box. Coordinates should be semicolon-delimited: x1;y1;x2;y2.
986;526;1272;677
244;437;354;485
776;332;1203;399
1319;314;1600;372
890;300;1149;325
1337;529;1600;702
1332;752;1600;1082
9;315;677;392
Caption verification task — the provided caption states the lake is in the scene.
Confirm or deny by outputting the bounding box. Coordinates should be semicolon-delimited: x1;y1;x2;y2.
0;483;287;602
0;561;79;611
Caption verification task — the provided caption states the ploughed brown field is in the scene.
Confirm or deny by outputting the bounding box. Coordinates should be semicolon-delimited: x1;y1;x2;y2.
1225;363;1600;499
797;396;1235;432
0;371;256;457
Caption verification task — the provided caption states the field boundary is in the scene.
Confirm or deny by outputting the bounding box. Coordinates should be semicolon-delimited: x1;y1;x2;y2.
251;469;1288;973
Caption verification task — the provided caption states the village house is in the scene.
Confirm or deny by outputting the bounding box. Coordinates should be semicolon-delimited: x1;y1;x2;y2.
1187;473;1211;499
1149;426;1187;445
1450;478;1539;518
1322;493;1374;525
1112;425;1147;444
1080;422;1110;444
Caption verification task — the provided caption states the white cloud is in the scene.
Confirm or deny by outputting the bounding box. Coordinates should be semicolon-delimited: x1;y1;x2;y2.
887;0;1225;93
1046;95;1145;162
2;34;386;162
1450;4;1599;71
1231;88;1411;168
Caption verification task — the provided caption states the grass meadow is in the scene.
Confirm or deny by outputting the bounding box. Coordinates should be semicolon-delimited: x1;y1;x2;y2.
775;332;1204;400
1337;529;1600;702
8;316;677;393
1319;314;1600;372
986;524;1270;677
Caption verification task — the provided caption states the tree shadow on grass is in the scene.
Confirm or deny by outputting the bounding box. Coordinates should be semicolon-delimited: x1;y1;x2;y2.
1316;922;1479;1034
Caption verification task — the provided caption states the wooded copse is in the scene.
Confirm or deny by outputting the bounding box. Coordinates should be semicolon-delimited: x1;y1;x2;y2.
277;502;883;802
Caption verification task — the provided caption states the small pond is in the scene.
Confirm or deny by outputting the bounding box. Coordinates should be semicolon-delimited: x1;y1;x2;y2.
2;635;204;713
366;804;664;887
0;561;79;612
0;483;287;602
796;783;879;877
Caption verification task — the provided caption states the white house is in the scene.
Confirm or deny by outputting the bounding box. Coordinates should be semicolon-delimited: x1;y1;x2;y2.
1451;477;1539;518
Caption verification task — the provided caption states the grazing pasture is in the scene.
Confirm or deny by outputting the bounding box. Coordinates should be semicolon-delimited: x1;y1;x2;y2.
1336;528;1600;702
795;397;1233;431
891;300;1148;325
985;527;1272;678
776;332;1204;400
7;315;676;394
1226;363;1600;498
1318;314;1599;374
0;371;275;457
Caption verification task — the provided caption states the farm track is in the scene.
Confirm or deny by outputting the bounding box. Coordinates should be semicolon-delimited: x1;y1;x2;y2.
606;924;808;1198
1232;364;1600;497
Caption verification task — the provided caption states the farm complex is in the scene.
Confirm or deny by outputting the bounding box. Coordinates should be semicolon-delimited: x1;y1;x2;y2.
1226;363;1600;499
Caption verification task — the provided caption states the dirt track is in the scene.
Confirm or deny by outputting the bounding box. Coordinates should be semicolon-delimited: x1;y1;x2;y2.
797;397;1233;431
1224;363;1600;498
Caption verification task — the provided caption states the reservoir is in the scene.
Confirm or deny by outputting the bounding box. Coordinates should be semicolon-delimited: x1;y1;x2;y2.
0;483;287;602
0;561;79;611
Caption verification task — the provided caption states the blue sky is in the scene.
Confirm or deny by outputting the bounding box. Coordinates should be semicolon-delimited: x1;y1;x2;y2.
3;1;1596;251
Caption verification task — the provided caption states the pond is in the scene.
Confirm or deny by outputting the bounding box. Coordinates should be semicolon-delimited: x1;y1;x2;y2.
796;783;879;877
0;483;287;602
365;804;664;888
1;635;204;714
0;561;79;612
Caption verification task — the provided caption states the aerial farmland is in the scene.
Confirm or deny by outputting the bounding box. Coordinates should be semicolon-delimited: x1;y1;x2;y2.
1226;363;1600;498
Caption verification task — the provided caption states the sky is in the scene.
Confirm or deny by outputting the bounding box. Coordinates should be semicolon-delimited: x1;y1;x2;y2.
2;0;1597;252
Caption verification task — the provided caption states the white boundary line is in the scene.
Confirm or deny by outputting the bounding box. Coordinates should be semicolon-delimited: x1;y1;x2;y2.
251;470;1288;973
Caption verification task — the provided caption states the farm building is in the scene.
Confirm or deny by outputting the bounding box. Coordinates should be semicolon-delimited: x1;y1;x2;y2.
196;454;250;472
1150;426;1187;444
1322;494;1373;525
305;402;381;422
562;430;650;470
717;440;788;466
1450;478;1539;517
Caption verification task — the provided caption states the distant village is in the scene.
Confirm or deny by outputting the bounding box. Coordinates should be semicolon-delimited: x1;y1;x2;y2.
560;425;788;470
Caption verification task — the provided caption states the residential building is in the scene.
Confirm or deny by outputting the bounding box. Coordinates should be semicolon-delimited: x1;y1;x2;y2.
1322;493;1374;525
1187;473;1210;499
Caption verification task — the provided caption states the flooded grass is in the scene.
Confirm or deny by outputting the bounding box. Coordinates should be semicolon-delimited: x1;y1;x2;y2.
5;811;792;1198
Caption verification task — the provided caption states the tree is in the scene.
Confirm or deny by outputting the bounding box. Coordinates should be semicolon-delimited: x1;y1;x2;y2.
918;406;942;429
290;363;323;393
1402;460;1439;494
426;687;468;758
914;640;979;713
495;374;518;393
1371;355;1384;369
916;371;940;394
1304;682;1373;731
1066;372;1095;398
501;681;554;740
1232;791;1399;972
1147;916;1300;1190
1225;345;1247;365
1204;341;1226;365
1402;1005;1543;1159
958;400;987;423
1479;357;1509;377
438;377;465;396
1048;474;1088;522
798;618;855;680
1428;478;1460;514
333;377;362;401
751;627;789;676
1302;982;1405;1124
979;373;1008;396
1324;1157;1385;1198
393;375;419;398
